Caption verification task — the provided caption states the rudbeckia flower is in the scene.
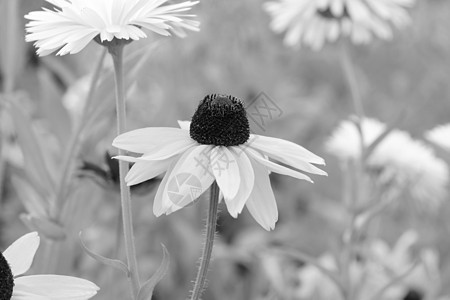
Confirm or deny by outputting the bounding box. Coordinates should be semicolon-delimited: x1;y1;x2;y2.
113;94;327;230
0;232;99;299
264;0;415;50
426;123;450;152
326;117;449;207
25;0;200;56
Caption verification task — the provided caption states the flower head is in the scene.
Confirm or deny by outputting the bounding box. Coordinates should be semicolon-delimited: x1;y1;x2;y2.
426;123;450;152
113;94;327;230
0;232;99;299
25;0;200;56
264;0;415;50
326;117;449;207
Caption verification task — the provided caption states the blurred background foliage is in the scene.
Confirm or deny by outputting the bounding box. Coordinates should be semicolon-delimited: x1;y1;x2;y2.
0;0;449;299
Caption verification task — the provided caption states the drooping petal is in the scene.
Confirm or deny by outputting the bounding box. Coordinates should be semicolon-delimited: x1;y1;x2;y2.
223;148;255;218
14;275;99;300
244;147;314;183
163;145;215;214
245;157;278;231
112;127;192;153
248;135;327;176
153;157;179;216
125;158;174;186
3;232;39;277
211;147;240;201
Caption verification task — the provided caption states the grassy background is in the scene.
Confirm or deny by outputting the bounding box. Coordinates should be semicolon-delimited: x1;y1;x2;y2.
0;0;449;299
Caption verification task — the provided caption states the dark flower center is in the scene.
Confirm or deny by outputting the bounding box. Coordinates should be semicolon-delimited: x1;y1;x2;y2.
317;6;350;20
0;252;14;300
403;289;423;300
190;94;250;146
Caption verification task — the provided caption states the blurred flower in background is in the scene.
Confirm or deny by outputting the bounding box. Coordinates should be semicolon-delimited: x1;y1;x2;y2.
426;124;450;152
264;0;415;50
290;231;443;300
1;232;99;299
113;94;327;230
25;0;200;56
326;117;449;208
369;230;442;300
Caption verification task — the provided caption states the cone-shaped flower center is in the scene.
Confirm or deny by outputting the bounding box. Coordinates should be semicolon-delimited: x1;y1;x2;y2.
317;6;350;20
0;252;13;300
190;94;250;146
403;289;423;300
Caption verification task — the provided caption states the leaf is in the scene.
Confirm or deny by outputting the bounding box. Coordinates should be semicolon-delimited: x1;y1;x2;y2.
137;244;170;300
11;175;49;218
5;98;55;196
79;232;130;276
37;68;72;146
20;214;66;240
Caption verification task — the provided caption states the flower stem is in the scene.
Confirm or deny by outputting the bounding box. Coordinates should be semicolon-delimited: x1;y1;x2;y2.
339;42;366;156
190;182;220;300
109;44;140;299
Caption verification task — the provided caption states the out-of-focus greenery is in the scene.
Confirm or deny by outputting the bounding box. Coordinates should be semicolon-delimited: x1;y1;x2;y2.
0;0;449;299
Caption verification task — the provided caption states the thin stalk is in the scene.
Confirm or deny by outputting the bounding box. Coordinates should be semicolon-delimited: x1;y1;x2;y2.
50;49;107;218
109;44;140;299
339;42;366;156
190;182;220;300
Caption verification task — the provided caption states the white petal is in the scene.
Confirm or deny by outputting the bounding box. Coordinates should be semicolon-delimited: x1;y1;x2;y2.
177;120;191;131
211;147;240;201
224;148;254;218
154;146;214;216
112;127;192;153
14;275;99;300
164;145;215;214
248;135;327;175
11;289;48;300
3;232;39;277
245;157;278;231
249;135;325;164
245;147;313;183
125;158;173;186
153;158;178;216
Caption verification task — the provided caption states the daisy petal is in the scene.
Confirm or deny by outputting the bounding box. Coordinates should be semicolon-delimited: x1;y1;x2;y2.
156;146;215;215
245;157;278;231
211;147;240;201
3;232;39;277
224;148;254;218
153;158;179;216
125;158;173;186
177;120;191;131
14;275;99;300
11;289;48;300
245;147;314;183
112;127;192;153
249;135;327;175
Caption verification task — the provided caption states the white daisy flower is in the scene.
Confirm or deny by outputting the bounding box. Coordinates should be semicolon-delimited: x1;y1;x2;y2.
326;117;449;206
426;123;450;152
25;0;200;56
0;232;99;299
264;0;415;50
113;94;327;230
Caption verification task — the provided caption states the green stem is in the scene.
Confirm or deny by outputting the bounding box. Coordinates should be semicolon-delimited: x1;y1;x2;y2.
190;182;220;300
339;42;366;156
50;49;107;218
109;44;140;299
